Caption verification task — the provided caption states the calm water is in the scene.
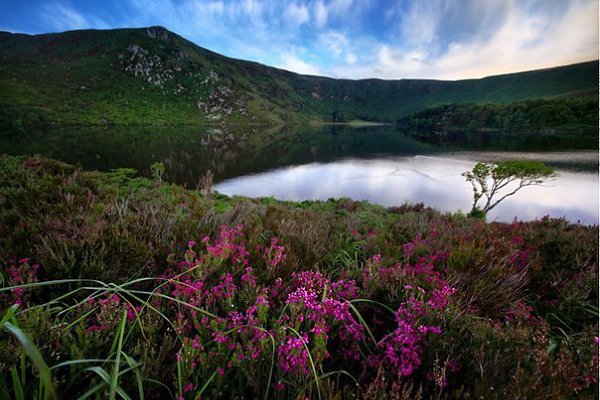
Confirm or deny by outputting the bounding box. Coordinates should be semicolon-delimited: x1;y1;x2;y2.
1;125;598;224
216;154;598;224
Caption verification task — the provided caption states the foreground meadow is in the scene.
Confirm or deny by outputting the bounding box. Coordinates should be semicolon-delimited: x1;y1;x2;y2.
0;156;598;399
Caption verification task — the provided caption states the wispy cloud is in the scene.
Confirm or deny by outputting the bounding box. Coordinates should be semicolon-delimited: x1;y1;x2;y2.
284;3;310;27
277;51;321;75
327;0;598;79
314;1;328;28
2;0;597;79
43;3;109;32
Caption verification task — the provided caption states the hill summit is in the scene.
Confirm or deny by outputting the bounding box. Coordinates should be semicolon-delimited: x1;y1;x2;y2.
0;26;597;126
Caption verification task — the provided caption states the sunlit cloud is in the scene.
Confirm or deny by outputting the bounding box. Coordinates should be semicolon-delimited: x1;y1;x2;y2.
1;0;597;79
276;51;321;76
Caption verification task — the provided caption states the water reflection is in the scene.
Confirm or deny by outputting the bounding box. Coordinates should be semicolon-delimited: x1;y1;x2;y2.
216;156;599;225
1;124;597;223
2;124;597;186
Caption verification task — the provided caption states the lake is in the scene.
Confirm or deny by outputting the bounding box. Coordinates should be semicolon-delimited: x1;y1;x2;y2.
1;125;598;224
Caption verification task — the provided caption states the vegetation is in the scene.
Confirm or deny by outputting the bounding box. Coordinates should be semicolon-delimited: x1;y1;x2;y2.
0;27;597;128
463;161;557;217
0;155;597;399
396;97;599;137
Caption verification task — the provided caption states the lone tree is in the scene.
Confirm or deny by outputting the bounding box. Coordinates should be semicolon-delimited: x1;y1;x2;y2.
462;160;557;217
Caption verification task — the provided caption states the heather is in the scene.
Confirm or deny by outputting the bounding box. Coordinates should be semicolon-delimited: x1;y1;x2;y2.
0;156;598;399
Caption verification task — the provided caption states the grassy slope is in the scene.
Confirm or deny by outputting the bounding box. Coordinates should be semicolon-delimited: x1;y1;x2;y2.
0;27;597;127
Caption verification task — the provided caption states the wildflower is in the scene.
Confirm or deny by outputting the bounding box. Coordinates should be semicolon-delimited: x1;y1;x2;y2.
278;335;310;375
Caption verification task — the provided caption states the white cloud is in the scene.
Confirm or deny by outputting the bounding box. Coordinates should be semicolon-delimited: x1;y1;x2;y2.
319;30;348;57
345;53;357;64
329;0;354;15
285;3;310;27
204;1;225;14
314;1;328;28
29;0;597;80
431;0;599;79
323;0;599;80
43;4;109;31
397;0;445;46
276;52;320;75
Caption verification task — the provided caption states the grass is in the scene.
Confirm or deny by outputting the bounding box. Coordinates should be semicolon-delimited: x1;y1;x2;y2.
0;155;598;399
0;27;597;128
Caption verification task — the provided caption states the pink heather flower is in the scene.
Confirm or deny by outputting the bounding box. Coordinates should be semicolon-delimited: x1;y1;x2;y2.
188;240;196;248
126;306;141;321
368;254;382;266
331;279;359;299
192;337;201;349
241;267;256;287
265;238;286;268
278;335;310;375
85;324;107;334
213;330;229;344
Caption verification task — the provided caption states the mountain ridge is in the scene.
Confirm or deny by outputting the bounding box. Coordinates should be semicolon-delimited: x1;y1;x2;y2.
0;26;597;128
2;26;596;82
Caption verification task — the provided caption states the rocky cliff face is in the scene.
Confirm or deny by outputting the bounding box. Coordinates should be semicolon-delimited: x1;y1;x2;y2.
116;27;250;123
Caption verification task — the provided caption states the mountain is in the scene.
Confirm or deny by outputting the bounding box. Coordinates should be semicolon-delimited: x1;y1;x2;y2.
0;26;597;128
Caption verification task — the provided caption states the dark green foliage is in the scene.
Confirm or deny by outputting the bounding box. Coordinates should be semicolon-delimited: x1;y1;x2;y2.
397;97;599;136
463;160;557;216
0;27;597;127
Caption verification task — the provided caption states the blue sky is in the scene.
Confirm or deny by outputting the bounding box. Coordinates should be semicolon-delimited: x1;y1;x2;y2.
0;0;597;79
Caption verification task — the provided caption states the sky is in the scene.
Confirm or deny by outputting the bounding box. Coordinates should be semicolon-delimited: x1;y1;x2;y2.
0;0;598;80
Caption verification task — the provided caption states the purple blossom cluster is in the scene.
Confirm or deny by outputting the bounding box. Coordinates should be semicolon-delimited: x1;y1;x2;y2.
157;224;461;399
370;287;452;378
1;258;39;306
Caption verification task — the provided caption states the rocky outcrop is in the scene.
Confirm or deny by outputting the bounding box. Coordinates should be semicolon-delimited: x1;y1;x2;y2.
119;44;175;88
118;41;249;121
146;26;171;43
196;82;249;119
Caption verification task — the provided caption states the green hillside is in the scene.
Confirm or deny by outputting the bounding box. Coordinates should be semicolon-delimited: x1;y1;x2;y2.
397;97;599;137
0;26;597;128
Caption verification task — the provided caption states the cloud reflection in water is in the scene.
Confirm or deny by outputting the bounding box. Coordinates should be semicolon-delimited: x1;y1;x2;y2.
215;156;598;225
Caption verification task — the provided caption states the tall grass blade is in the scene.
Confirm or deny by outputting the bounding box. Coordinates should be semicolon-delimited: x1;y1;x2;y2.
10;368;24;400
287;326;321;400
84;366;133;400
123;353;144;400
3;321;57;400
109;312;127;400
195;368;219;400
0;377;11;400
